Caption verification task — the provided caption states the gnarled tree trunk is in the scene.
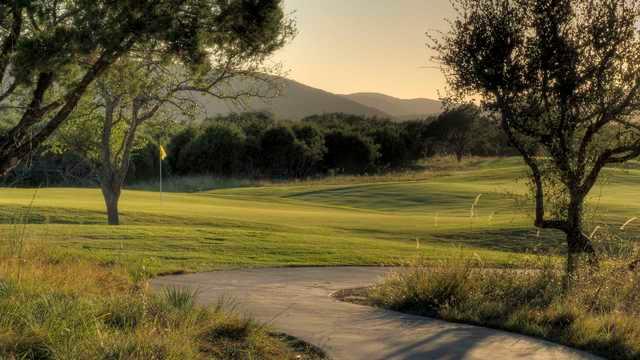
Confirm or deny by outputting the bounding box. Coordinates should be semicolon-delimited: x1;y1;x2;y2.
100;178;121;225
564;191;598;286
97;95;129;226
95;91;147;226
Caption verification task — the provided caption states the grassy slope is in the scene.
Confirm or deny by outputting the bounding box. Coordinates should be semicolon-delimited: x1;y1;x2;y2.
1;157;639;274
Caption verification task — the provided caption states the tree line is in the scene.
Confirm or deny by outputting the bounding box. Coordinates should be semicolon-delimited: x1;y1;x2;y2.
4;106;517;187
138;106;517;179
134;107;516;179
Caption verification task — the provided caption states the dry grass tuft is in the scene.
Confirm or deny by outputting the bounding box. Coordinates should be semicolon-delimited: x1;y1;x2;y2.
0;244;324;359
368;255;640;359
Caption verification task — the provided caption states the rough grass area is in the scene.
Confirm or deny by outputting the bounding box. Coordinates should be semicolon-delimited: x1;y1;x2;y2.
0;245;324;359
363;257;640;360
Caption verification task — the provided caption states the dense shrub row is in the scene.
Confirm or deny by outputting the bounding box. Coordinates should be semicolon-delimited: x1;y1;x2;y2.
3;109;515;185
162;113;432;178
156;110;514;179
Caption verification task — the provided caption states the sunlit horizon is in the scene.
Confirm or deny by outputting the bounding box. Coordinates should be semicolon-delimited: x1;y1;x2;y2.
273;0;454;100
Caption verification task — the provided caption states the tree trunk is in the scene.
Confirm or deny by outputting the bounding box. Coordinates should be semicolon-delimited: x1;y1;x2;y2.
564;193;598;284
566;230;597;274
100;180;121;225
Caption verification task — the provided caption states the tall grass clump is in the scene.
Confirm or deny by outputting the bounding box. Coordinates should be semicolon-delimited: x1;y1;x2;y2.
368;255;640;359
163;286;199;311
0;241;323;359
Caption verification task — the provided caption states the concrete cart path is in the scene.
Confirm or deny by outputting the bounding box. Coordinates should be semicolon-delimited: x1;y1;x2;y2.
151;267;600;360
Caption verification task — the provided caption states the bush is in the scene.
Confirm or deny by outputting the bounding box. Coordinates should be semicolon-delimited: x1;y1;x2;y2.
1;150;95;187
167;127;199;175
0;110;523;185
163;286;198;311
403;119;436;160
291;124;327;177
302;113;377;131
323;130;379;174
259;126;298;178
179;124;246;176
164;119;329;179
128;142;161;183
208;112;275;139
369;124;411;169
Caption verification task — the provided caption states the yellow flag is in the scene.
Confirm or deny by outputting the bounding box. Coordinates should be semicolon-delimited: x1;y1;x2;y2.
159;145;167;160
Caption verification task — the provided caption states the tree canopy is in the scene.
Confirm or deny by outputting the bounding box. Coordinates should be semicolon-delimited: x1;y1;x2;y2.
433;0;640;274
0;0;294;175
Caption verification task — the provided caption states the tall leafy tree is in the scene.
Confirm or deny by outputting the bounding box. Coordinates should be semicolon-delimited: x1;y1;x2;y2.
432;0;640;276
427;104;486;162
0;0;293;176
52;8;294;225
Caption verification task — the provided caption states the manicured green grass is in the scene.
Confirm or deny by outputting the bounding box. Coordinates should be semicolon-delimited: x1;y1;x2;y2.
1;157;639;274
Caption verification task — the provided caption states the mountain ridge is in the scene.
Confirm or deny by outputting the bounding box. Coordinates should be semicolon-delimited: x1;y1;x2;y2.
194;77;441;120
342;92;443;119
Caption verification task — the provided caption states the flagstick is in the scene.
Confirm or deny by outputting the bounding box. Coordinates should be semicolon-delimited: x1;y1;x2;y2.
159;150;163;202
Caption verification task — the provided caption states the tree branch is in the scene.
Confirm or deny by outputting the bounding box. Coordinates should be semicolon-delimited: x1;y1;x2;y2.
0;3;22;87
499;97;568;232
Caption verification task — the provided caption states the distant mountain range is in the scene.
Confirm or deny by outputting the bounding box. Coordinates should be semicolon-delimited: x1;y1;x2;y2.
194;77;442;121
341;92;443;121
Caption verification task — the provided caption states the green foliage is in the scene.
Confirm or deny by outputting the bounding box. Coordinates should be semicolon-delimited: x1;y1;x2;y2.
433;0;640;272
369;123;411;168
128;143;162;183
0;0;295;177
260;125;298;177
403;119;436;159
291;124;327;177
10;108;520;185
426;104;505;161
7;0;293;82
179;124;247;176
323;130;379;174
167;127;200;176
163;287;199;312
258;125;327;178
166;112;429;179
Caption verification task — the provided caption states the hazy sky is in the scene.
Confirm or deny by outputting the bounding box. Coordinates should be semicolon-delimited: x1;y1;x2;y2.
272;0;455;100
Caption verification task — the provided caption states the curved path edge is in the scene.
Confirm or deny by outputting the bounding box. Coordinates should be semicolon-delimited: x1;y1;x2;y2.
151;267;600;360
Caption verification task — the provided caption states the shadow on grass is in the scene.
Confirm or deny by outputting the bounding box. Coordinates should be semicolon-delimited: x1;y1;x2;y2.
430;228;566;254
